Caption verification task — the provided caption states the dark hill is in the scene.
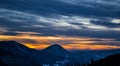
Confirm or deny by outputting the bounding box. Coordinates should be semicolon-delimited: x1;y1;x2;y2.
88;54;120;66
43;44;71;57
0;41;72;66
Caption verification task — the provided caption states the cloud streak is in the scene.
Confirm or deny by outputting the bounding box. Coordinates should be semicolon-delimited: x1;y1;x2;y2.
0;8;120;39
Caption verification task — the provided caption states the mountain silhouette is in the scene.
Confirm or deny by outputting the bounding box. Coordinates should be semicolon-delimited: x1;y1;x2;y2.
0;41;120;66
43;44;71;57
0;41;72;66
0;41;40;66
44;44;64;50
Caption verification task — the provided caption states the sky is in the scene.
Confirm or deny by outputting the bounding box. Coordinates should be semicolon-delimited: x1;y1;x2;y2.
0;0;120;50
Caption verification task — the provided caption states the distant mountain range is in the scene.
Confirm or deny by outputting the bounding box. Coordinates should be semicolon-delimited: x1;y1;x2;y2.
0;41;120;66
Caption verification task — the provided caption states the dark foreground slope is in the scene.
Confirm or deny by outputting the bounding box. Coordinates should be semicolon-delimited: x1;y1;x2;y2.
88;54;120;66
0;41;41;66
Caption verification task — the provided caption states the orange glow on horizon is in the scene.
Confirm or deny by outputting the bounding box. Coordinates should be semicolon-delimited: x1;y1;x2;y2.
62;44;120;50
24;44;50;49
23;43;120;50
0;35;120;50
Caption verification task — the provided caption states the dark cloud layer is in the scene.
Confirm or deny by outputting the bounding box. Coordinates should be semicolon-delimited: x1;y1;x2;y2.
0;0;120;41
91;19;120;28
0;0;120;18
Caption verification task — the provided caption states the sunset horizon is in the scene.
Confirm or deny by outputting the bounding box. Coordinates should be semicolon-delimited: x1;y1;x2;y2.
0;0;120;66
0;34;119;50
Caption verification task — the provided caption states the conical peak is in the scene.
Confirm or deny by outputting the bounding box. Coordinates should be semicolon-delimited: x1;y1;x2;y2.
44;44;65;51
51;44;62;47
43;44;71;56
48;44;64;49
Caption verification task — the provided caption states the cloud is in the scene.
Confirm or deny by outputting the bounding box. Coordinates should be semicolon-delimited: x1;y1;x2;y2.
0;34;120;48
0;27;8;34
91;19;120;28
87;41;120;46
0;8;120;40
61;0;120;8
1;0;120;18
111;19;120;24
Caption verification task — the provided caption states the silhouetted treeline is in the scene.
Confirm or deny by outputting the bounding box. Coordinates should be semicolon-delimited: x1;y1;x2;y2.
66;54;120;66
87;54;120;66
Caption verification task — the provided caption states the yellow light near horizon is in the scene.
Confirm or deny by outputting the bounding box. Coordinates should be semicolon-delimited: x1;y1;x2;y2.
0;35;120;50
24;44;50;49
62;44;120;50
23;43;120;50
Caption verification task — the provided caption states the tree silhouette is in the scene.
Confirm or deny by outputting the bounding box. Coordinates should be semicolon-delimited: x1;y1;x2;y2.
87;54;120;66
